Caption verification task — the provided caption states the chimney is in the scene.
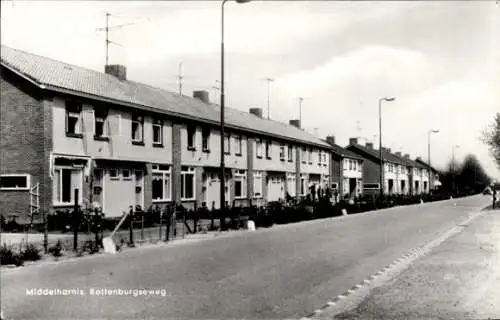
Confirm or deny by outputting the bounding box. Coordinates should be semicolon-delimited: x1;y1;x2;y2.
289;119;301;128
105;64;127;81
326;136;336;146
395;151;402;157
249;108;263;118
366;142;373;149
404;154;410;159
387;148;392;153
349;138;358;145
416;156;423;161
193;90;210;104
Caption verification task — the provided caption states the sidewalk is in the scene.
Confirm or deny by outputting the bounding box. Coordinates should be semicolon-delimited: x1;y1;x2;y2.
324;209;500;320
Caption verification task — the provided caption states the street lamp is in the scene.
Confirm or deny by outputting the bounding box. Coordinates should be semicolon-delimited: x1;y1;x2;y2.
220;0;251;230
427;129;439;192
452;144;460;193
378;96;396;197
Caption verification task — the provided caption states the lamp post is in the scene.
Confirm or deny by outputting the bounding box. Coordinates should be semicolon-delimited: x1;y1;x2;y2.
427;129;439;192
378;97;396;197
452;144;460;193
220;0;250;230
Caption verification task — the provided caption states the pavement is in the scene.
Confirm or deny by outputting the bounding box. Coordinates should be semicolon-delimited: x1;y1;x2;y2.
314;208;500;320
0;195;493;320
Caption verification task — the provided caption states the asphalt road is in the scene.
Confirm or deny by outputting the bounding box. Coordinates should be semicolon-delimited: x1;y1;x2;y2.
1;195;491;320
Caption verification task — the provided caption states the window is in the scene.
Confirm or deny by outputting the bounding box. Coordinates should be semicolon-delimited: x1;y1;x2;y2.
131;114;144;143
265;140;271;159
363;183;380;190
235;135;242;155
323;153;327;165
253;171;263;198
234;170;246;198
122;169;131;180
152;119;163;145
109;169;119;179
358;161;362;172
65;101;82;135
280;144;285;161
53;168;82;204
308;148;312;164
349;160;353;170
288;145;293;162
331;182;338;190
187;125;196;149
202;127;210;151
152;164;171;201
94;107;108;138
181;167;195;200
256;138;263;158
318;151;322;165
224;132;230;154
0;174;30;190
302;147;307;164
353;160;357;171
287;174;296;197
343;159;348;170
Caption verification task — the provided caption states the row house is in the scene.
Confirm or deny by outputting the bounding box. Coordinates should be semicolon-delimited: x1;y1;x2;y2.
325;136;364;199
0;45;331;222
345;139;430;196
415;157;440;190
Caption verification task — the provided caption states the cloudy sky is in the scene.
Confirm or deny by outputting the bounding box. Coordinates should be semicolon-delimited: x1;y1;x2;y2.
1;1;499;177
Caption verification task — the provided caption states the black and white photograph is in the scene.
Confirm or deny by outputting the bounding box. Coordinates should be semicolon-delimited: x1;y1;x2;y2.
1;0;499;319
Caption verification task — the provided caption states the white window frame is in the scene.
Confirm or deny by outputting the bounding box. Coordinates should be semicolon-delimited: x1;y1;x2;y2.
109;169;120;180
181;167;196;201
93;110;108;138
265;140;272;159
131;114;144;142
122;169;132;180
152;119;163;145
300;176;307;196
235;135;242;155
256;139;263;158
280;144;286;161
152;164;172;202
302;147;307;164
308;148;312;164
52;167;83;206
224;132;231;154
253;171;263;198
288;145;293;162
202;127;210;151
65;101;82;134
331;182;339;190
318;151;322;165
0;174;31;191
234;170;247;199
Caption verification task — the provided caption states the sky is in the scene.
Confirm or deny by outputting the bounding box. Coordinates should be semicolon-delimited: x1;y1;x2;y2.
1;0;499;178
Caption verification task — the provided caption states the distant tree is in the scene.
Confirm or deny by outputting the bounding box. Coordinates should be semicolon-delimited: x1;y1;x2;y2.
482;112;500;169
456;154;491;192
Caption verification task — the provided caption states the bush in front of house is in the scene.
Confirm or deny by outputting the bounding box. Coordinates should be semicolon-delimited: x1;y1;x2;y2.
21;244;41;261
48;240;63;257
1;244;24;266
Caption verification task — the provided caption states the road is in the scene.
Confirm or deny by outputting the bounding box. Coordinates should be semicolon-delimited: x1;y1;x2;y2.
0;195;491;320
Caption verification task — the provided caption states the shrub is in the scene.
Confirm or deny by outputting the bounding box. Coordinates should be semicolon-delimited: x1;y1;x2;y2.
48;240;63;257
1;244;23;266
22;244;41;261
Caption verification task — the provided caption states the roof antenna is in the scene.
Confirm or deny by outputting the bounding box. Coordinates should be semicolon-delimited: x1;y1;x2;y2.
96;12;134;66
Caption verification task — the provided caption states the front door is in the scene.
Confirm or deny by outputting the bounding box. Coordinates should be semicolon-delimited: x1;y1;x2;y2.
204;172;230;209
267;175;285;202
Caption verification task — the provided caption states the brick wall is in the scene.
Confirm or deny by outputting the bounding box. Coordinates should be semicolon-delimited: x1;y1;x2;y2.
0;68;52;223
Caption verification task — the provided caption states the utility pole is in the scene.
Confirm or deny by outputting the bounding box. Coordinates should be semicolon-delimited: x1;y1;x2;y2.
177;63;184;96
264;77;274;119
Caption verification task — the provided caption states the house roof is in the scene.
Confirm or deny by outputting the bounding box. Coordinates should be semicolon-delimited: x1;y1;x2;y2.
415;158;439;172
0;45;330;149
324;142;364;160
346;143;402;164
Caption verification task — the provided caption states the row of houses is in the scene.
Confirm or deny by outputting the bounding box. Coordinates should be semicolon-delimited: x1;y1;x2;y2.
0;46;439;222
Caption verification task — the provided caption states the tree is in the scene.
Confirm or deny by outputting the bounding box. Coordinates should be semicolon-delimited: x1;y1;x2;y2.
482;112;500;169
456;154;490;193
